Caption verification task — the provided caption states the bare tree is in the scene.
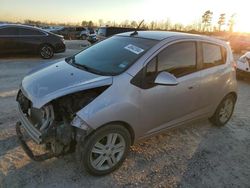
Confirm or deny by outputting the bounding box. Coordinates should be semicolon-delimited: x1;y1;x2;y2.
130;21;137;28
202;10;213;31
164;18;171;30
88;21;94;27
98;19;104;26
81;20;88;26
228;14;236;33
150;21;155;30
218;13;226;31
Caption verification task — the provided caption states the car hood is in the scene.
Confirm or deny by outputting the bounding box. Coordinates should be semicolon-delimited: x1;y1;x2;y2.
21;60;112;108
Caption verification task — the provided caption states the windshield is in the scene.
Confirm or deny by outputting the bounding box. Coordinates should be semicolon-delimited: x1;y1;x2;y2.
70;36;157;75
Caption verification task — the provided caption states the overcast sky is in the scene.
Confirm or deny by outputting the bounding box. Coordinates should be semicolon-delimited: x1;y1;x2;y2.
0;0;249;31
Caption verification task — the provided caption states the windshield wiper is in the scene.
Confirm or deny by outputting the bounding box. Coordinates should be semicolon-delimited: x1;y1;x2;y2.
66;56;107;75
65;56;75;64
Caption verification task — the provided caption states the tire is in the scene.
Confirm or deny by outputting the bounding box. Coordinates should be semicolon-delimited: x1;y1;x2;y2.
81;34;87;40
77;124;131;176
39;44;54;59
210;94;236;126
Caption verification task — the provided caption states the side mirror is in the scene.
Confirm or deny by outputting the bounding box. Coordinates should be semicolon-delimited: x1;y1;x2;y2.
154;72;179;86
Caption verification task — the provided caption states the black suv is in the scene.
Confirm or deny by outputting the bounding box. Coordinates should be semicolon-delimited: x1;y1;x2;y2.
96;27;139;41
52;27;86;40
0;24;65;59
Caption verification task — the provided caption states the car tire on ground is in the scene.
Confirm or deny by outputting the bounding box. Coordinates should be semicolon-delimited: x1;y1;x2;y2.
81;34;87;40
39;44;54;59
76;124;131;176
210;94;236;126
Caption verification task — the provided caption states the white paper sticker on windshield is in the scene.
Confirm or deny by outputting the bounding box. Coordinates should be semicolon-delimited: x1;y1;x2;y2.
124;44;144;55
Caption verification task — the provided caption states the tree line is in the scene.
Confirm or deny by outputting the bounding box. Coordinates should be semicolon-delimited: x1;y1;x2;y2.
20;10;236;33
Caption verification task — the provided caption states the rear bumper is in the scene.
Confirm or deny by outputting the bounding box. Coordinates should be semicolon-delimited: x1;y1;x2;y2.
54;42;66;53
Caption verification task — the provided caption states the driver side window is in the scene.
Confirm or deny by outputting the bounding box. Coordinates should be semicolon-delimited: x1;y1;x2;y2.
145;41;197;78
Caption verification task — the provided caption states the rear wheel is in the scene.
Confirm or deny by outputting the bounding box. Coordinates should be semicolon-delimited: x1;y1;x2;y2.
39;44;54;59
210;94;236;126
77;124;131;176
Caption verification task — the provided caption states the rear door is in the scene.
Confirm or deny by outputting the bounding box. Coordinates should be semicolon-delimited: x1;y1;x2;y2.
198;42;228;114
18;27;46;53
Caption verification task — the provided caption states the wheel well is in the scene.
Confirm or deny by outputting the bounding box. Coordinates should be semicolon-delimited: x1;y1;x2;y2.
227;92;237;102
39;43;54;52
94;121;135;145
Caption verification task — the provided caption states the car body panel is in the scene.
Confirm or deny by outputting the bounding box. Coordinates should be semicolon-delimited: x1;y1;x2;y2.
18;31;237;142
21;60;112;108
237;53;250;73
0;24;65;55
75;33;237;140
77;73;142;138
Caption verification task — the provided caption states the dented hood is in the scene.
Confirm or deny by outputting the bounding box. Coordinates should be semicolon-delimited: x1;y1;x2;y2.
21;60;112;108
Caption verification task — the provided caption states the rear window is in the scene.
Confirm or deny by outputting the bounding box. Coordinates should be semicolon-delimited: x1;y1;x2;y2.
71;36;157;75
202;43;226;68
19;28;45;36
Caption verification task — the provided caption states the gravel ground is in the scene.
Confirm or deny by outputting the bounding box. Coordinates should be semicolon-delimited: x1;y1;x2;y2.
0;42;250;188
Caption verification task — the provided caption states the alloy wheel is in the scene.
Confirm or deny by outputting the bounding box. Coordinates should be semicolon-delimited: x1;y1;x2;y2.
219;98;234;123
40;45;53;59
90;133;126;171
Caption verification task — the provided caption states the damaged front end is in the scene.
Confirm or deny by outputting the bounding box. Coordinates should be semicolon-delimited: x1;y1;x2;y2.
16;86;108;161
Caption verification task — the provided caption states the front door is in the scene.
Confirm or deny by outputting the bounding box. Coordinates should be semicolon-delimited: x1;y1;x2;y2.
139;41;201;135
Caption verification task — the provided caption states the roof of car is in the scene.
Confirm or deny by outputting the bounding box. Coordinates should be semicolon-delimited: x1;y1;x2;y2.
118;30;205;41
0;23;44;31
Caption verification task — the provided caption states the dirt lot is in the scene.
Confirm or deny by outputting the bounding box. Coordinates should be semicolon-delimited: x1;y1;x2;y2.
0;41;250;188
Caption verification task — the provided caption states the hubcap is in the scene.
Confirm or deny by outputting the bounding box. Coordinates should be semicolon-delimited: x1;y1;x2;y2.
41;46;52;58
219;98;234;123
90;133;125;171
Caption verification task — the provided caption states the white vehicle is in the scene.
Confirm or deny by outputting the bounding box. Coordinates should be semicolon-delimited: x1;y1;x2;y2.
237;52;250;79
79;27;95;40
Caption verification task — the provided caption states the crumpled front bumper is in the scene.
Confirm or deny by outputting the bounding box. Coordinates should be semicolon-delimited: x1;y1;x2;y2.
16;122;56;161
17;104;42;144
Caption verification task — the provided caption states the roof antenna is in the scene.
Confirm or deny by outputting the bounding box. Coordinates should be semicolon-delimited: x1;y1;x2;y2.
130;20;144;36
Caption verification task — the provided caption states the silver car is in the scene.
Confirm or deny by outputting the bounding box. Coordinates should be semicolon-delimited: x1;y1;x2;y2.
16;31;237;175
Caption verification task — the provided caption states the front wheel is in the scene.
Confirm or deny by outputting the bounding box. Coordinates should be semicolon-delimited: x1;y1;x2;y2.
210;94;236;126
77;124;131;176
39;44;54;59
81;34;87;40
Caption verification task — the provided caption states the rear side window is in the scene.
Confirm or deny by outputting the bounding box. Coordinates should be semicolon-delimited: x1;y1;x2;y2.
157;42;197;78
19;28;45;36
0;27;19;36
202;43;226;68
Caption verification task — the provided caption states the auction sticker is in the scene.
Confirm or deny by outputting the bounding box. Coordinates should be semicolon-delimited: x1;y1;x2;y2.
124;44;144;55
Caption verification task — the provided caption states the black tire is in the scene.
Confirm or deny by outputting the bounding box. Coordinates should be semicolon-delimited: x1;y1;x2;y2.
210;94;236;126
77;124;131;176
39;44;54;59
81;34;87;40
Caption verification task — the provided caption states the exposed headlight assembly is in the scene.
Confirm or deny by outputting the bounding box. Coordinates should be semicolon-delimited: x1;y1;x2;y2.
71;115;90;131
